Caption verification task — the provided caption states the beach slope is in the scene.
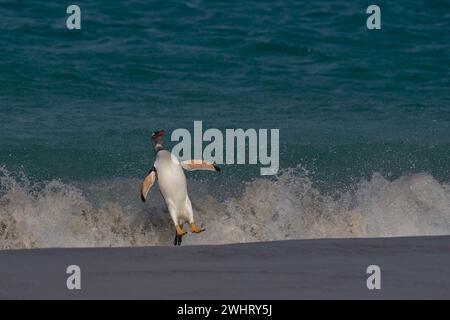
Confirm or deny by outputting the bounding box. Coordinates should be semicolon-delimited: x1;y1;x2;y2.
1;236;450;299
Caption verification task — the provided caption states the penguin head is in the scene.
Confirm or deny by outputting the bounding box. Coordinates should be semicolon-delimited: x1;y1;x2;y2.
151;130;165;147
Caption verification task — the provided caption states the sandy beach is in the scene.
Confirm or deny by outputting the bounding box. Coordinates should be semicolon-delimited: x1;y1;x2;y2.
1;235;449;299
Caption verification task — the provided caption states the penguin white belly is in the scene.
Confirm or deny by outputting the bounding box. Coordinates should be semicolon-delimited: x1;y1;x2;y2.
154;151;190;223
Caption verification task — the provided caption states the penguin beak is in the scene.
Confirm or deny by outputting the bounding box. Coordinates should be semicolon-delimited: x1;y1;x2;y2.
152;130;165;138
156;130;165;137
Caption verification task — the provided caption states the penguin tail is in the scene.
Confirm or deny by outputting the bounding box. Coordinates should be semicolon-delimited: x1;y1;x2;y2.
174;233;182;246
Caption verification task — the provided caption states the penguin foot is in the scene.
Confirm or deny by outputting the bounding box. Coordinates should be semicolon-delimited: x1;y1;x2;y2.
175;225;187;236
189;223;205;233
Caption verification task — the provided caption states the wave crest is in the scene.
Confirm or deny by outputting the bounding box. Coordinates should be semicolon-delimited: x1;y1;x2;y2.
1;166;450;249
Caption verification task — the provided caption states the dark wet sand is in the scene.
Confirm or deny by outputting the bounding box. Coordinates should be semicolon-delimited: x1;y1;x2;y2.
1;236;450;299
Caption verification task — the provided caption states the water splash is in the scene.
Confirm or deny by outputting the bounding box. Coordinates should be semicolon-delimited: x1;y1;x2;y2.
1;165;450;249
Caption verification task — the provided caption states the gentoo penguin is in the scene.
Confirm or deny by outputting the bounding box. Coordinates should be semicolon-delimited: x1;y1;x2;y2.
140;130;220;246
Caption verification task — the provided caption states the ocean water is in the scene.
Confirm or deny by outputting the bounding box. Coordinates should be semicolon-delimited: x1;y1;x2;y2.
1;0;450;249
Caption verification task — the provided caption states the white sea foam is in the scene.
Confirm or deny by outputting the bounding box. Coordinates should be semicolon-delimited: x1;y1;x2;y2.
1;165;450;249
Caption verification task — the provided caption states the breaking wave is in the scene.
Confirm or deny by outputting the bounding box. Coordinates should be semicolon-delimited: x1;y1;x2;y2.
1;165;450;249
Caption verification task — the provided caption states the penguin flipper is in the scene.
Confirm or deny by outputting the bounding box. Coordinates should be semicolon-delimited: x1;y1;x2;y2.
140;167;156;202
180;160;221;172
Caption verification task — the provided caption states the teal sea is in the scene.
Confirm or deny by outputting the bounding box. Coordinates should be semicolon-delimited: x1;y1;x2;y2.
1;0;450;248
